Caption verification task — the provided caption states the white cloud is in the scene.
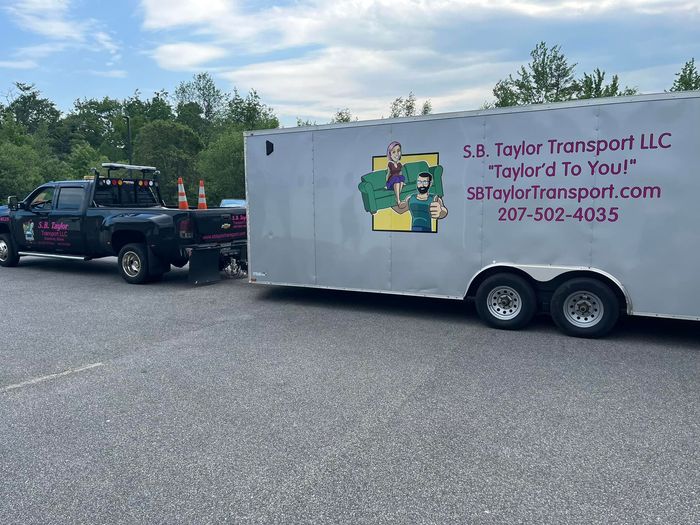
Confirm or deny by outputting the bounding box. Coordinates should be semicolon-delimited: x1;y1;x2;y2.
0;59;38;69
90;69;128;78
94;32;120;57
140;0;231;29
139;1;700;52
137;0;699;123
5;0;84;40
220;46;519;121
620;63;684;93
151;42;228;71
16;42;68;58
4;1;123;70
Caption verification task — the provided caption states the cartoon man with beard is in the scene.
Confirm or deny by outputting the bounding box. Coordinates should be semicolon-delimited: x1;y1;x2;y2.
395;171;448;232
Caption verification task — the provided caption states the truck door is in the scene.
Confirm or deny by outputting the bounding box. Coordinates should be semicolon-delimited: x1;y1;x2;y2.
12;185;55;251
50;185;86;254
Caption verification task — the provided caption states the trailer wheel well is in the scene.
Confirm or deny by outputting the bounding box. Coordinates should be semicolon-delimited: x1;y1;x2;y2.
545;271;629;313
111;230;146;254
466;266;628;314
466;266;534;298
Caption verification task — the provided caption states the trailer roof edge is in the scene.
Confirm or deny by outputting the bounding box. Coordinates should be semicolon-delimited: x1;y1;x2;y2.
244;91;700;137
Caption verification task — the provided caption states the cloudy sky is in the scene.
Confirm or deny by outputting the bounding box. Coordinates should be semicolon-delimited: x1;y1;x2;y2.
0;0;698;125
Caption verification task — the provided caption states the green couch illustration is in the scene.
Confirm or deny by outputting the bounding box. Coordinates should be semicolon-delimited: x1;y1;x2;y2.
358;160;444;214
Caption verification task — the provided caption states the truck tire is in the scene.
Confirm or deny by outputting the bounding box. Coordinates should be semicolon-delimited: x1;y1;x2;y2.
0;233;19;267
475;273;537;330
550;278;619;338
118;243;150;284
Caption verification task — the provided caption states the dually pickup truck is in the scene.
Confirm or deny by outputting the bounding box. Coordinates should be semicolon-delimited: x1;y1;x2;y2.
0;163;247;284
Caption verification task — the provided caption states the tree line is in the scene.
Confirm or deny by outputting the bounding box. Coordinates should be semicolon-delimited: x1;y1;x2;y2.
1;43;698;204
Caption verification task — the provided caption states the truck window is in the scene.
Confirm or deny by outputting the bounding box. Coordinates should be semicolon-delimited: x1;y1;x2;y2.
56;187;84;210
27;187;54;211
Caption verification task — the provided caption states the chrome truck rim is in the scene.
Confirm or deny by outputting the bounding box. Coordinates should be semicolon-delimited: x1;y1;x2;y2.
487;286;522;320
563;291;604;328
121;251;142;277
0;239;8;262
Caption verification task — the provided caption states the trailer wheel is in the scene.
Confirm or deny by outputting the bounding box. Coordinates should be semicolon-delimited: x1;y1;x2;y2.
550;278;619;338
475;273;537;330
118;243;149;284
0;233;19;267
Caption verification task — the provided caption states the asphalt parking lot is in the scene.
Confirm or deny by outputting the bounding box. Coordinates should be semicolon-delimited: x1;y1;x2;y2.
1;257;698;525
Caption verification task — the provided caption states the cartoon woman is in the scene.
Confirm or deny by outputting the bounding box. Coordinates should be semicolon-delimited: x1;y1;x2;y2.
386;141;405;209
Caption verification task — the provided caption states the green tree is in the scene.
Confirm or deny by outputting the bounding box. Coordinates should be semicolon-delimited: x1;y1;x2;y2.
176;101;208;139
0;111;72;199
0;141;44;200
331;109;355;123
174;72;228;122
296;118;316;127
493;42;577;107
144;90;174;122
196;129;245;203
66;142;106;177
576;68;638;99
225;89;278;131
6;82;61;134
670;58;700;92
389;92;432;117
68;96;125;160
134;120;203;203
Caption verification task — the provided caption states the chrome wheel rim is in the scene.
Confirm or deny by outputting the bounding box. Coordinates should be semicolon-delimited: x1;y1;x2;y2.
121;251;142;278
563;291;604;328
487;286;522;320
0;240;8;262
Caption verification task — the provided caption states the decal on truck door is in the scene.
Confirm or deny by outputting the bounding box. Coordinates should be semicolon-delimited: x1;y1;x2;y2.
358;142;448;233
23;220;35;242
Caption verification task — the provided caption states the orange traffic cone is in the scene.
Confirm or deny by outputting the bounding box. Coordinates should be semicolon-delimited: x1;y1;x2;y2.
197;180;207;209
177;177;189;209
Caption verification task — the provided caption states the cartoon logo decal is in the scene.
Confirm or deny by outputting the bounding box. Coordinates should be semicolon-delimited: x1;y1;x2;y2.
23;220;35;242
358;141;448;232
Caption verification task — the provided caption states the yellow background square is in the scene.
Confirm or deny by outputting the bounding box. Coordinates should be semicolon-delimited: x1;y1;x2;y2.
371;153;439;232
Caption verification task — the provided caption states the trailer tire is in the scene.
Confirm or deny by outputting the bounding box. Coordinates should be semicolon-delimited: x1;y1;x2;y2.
550;278;619;338
0;233;19;267
118;243;149;284
475;273;537;330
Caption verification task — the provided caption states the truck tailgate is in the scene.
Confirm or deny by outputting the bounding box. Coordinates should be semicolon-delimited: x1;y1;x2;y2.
191;208;247;244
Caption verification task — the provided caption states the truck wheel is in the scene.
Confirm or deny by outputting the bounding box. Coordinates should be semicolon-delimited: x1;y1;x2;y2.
475;273;537;330
550;278;619;338
118;243;149;284
0;233;19;267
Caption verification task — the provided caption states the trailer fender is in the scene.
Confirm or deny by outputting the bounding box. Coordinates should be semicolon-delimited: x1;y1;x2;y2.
465;264;632;314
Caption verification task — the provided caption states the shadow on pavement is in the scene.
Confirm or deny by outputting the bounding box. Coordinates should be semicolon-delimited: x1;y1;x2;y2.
259;285;700;348
16;257;191;283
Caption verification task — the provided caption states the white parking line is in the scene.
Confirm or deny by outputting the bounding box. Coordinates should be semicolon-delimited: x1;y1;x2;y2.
1;363;104;393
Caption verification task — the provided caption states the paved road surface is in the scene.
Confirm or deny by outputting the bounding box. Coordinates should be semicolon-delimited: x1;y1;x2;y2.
1;258;698;524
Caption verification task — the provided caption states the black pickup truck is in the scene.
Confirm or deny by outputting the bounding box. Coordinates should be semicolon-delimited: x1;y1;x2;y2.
0;163;247;284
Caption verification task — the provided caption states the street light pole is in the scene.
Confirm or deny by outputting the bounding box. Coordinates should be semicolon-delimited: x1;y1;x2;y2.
124;114;133;165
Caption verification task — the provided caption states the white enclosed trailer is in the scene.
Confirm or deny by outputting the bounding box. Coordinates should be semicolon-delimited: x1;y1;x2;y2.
244;92;700;337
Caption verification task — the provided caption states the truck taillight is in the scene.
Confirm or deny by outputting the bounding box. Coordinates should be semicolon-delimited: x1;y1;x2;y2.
178;218;193;239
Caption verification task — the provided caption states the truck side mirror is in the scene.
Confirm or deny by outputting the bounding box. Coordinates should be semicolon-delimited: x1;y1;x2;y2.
7;196;18;211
